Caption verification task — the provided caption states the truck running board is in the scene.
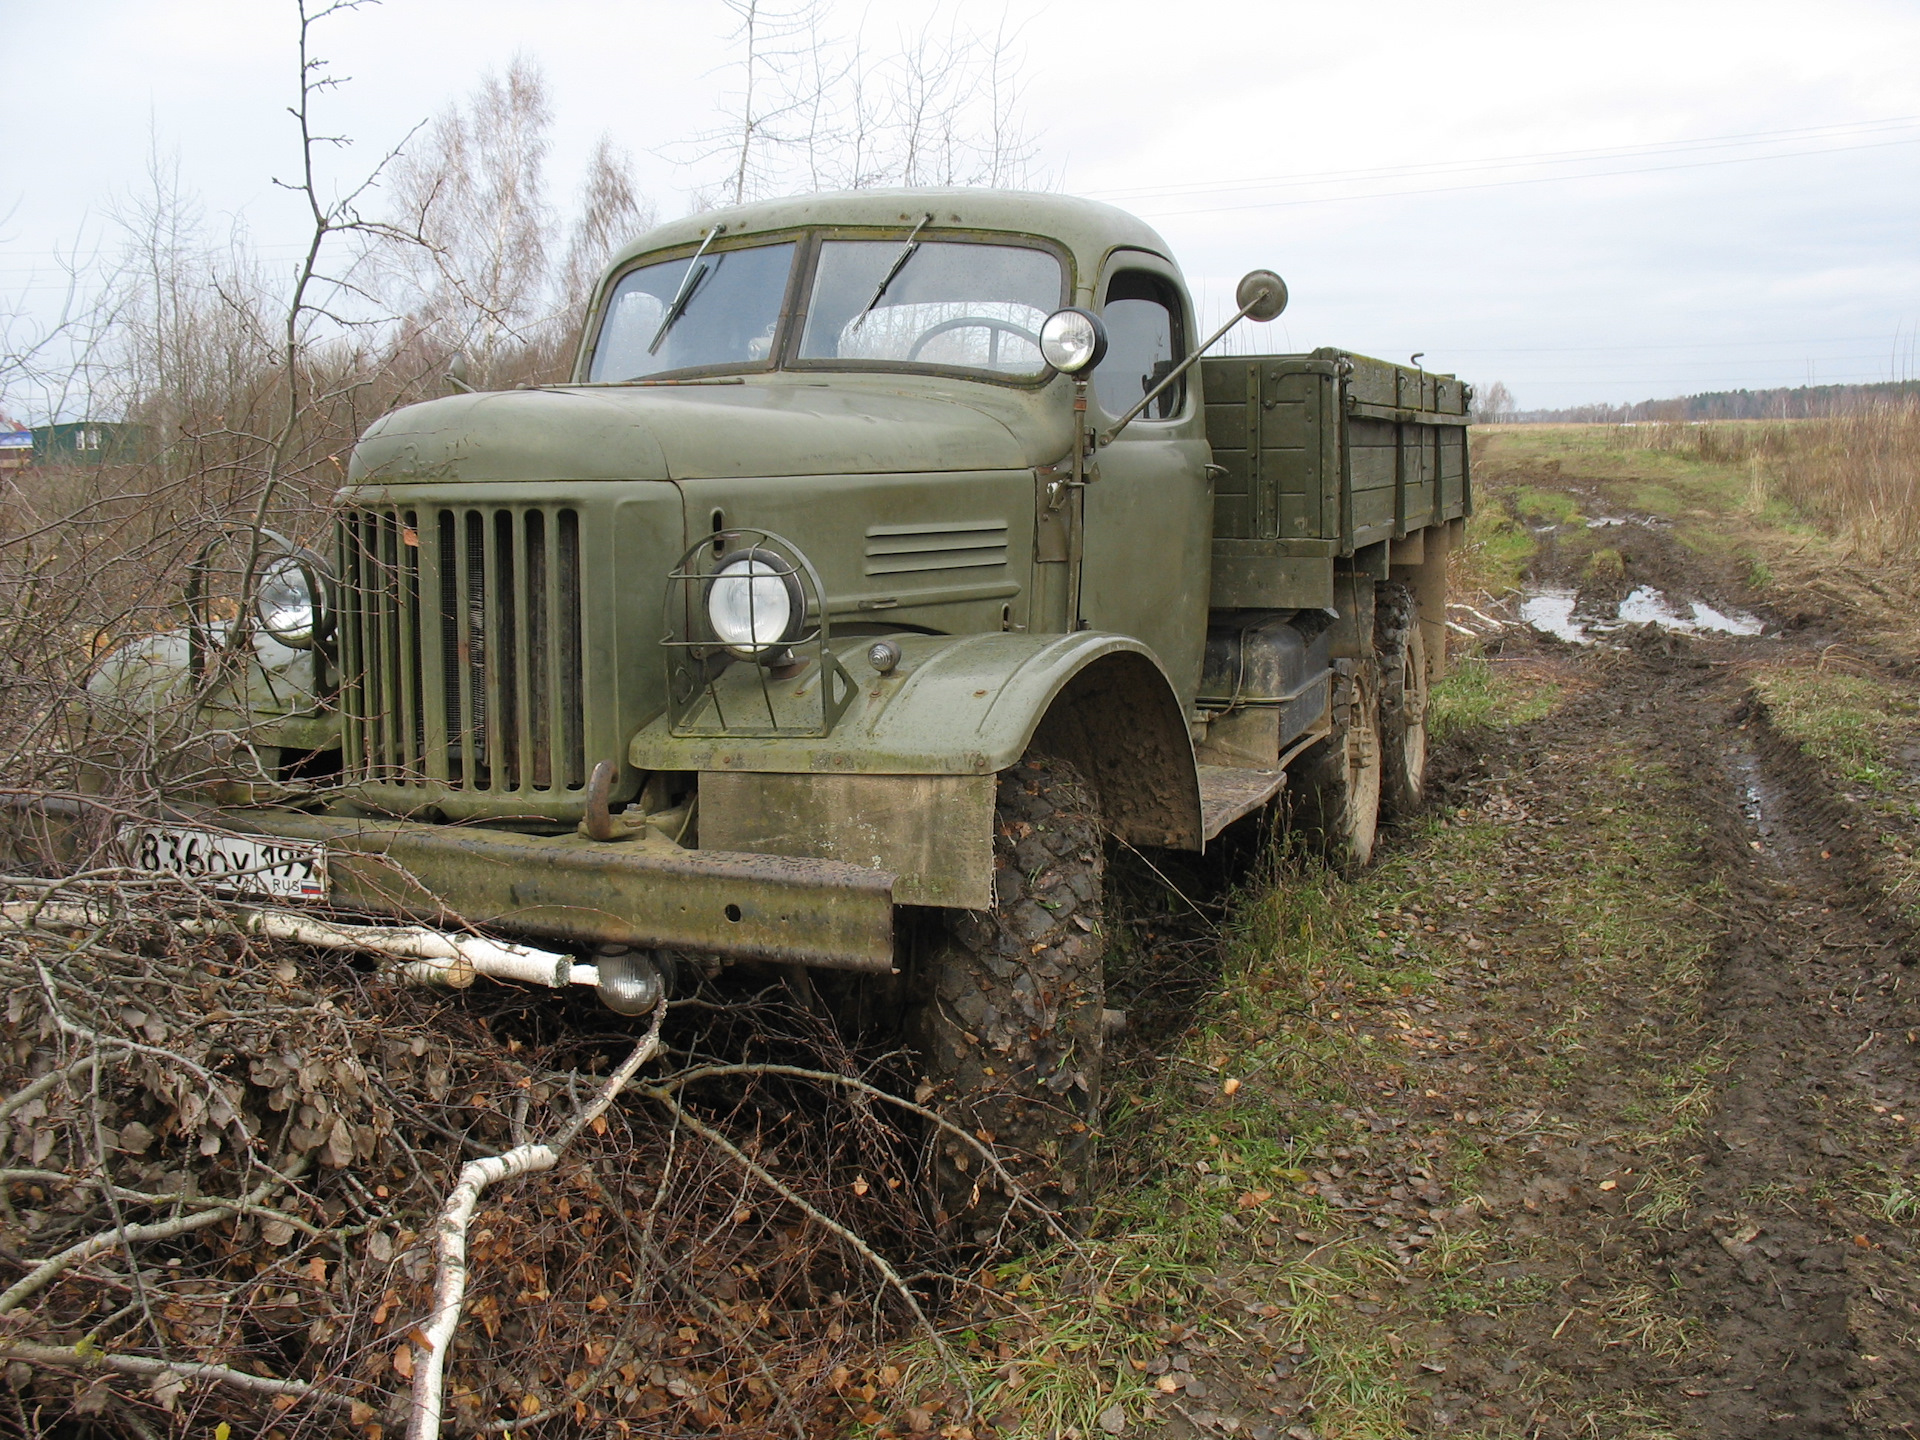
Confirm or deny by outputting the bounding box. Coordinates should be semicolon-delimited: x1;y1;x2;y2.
1197;765;1288;843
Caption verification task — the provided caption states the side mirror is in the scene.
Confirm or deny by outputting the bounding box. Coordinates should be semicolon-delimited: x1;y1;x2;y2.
1098;268;1289;445
1039;307;1109;375
446;351;475;394
1236;269;1288;322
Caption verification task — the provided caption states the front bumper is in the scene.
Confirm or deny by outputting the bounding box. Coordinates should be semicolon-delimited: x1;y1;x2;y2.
9;802;897;973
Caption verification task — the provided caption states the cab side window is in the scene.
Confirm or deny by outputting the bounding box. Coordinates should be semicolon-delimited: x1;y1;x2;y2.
1094;270;1185;420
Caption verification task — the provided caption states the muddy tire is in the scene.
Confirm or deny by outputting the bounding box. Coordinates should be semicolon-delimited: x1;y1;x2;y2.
1375;580;1429;818
1291;660;1383;868
906;752;1105;1242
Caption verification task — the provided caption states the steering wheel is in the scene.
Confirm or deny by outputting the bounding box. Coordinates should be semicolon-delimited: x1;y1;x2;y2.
907;316;1041;364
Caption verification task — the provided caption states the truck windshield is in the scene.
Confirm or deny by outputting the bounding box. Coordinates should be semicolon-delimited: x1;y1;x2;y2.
798;240;1062;378
589;241;796;382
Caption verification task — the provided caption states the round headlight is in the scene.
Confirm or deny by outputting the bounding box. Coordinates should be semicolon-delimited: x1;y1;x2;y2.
1039;307;1109;374
255;554;329;649
706;550;802;659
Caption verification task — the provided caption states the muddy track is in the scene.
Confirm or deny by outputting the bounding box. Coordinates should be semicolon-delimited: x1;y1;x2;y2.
1433;620;1920;1436
1633;638;1913;1436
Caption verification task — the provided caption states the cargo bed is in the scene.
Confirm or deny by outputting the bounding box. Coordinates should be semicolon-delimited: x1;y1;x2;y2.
1201;348;1472;610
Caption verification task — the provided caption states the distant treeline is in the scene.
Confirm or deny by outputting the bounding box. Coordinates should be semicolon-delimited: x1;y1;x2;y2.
1512;379;1920;424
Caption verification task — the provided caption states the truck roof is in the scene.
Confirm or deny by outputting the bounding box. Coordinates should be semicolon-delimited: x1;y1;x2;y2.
603;188;1177;292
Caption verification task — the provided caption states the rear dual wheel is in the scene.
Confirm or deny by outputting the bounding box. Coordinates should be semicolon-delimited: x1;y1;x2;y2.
1375;580;1430;818
1293;580;1432;867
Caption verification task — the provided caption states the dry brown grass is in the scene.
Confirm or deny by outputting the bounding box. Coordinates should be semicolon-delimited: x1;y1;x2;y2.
1617;403;1920;562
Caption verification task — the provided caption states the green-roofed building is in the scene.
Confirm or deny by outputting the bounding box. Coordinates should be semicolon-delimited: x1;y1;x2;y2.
32;422;149;465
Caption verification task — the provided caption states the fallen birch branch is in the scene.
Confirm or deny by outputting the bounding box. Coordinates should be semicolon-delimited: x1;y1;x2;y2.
0;1338;352;1410
406;1003;666;1440
0;1164;305;1316
2;899;592;991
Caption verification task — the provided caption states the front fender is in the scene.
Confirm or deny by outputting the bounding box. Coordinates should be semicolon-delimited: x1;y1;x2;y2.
86;625;338;754
629;630;1202;849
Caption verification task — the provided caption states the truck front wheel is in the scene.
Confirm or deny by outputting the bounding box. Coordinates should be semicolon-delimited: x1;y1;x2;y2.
906;751;1106;1241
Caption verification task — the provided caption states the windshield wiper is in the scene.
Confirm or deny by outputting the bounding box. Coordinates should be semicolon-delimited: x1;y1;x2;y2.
648;224;725;356
855;212;933;320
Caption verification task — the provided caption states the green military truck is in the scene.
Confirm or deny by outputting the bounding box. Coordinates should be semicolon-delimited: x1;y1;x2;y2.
83;190;1469;1226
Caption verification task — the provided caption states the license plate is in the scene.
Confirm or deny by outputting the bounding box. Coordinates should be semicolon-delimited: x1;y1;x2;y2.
120;824;327;900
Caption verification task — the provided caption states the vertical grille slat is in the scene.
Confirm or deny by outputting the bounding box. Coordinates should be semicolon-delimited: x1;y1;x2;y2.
515;510;540;791
376;512;402;775
488;509;519;791
337;513;367;773
338;503;585;798
557;508;585;790
396;509;423;775
453;511;480;786
418;515;451;782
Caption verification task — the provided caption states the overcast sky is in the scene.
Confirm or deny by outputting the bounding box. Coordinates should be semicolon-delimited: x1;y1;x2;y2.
6;0;1920;416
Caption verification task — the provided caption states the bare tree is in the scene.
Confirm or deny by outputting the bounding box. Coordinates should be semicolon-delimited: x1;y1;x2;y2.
1472;380;1516;425
691;1;1044;205
556;134;655;320
382;56;557;383
696;0;836;207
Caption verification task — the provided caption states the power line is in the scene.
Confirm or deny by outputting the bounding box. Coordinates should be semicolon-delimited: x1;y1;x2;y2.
1130;136;1920;218
1086;114;1920;205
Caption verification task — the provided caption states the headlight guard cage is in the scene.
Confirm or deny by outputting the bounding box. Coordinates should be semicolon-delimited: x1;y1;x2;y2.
661;527;855;738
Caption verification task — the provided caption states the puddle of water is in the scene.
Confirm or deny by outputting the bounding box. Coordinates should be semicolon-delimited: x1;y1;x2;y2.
1517;587;1586;643
1689;600;1766;637
1616;585;1694;630
1518;584;1767;644
1586;517;1629;529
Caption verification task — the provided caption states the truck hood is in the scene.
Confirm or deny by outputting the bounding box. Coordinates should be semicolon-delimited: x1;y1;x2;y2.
348;378;1072;484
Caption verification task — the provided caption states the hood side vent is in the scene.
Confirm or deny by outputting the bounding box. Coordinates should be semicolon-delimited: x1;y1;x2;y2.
864;520;1008;577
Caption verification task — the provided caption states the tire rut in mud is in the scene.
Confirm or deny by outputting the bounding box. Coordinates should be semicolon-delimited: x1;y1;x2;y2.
1657;654;1904;1436
1523;634;1919;1438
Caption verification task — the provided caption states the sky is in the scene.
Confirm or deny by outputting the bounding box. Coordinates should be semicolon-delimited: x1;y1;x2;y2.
5;0;1920;417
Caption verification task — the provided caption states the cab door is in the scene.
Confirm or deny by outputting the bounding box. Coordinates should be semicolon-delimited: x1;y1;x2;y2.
1077;252;1214;708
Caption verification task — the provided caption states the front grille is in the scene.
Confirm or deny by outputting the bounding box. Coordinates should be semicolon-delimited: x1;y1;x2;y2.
338;505;585;794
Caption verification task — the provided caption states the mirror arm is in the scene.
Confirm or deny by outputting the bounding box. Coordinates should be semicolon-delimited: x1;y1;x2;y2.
1098;292;1268;447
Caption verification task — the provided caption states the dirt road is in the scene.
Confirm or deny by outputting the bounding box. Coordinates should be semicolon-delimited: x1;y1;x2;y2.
978;429;1920;1440
1378;627;1920;1438
1366;436;1920;1440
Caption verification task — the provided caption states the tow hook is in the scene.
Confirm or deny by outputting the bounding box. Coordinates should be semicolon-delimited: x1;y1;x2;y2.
594;943;669;1015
